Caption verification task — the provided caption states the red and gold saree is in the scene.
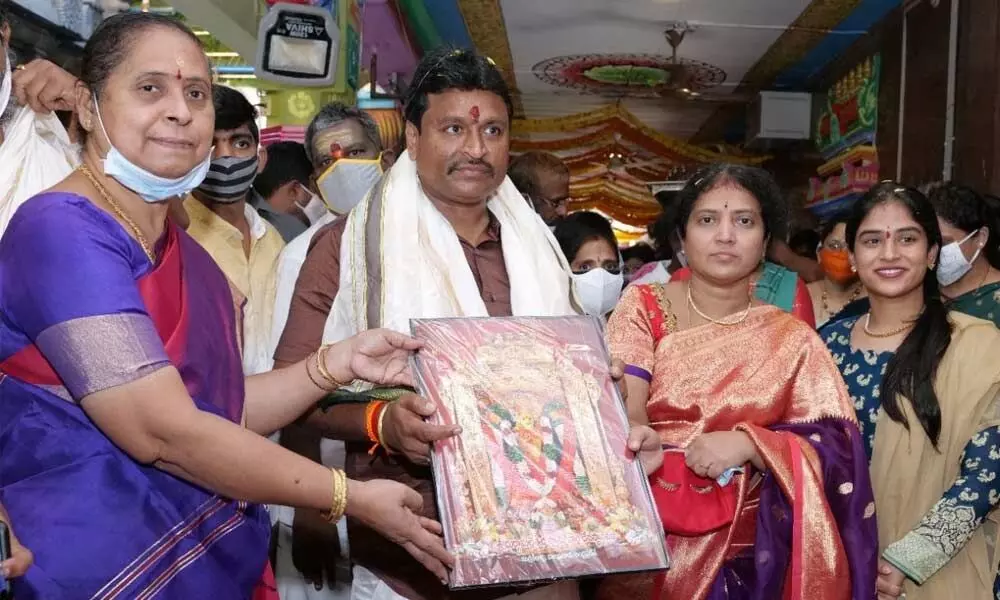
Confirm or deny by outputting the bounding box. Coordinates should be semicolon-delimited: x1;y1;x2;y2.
600;284;877;600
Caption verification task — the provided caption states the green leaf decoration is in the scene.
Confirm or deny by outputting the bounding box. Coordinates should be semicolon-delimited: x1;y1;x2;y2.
542;443;562;463
504;442;525;463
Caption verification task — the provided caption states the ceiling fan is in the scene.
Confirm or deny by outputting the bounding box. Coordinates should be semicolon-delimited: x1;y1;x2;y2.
584;147;671;183
654;23;755;105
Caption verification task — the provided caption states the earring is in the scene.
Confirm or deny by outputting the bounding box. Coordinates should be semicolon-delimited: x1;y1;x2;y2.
929;262;936;270
850;264;857;273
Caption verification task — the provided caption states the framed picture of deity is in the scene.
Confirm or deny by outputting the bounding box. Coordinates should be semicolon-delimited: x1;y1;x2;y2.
410;316;669;589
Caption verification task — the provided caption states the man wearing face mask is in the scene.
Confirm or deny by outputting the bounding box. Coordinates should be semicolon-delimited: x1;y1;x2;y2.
252;141;315;242
508;150;570;226
182;84;285;377
267;102;387;600
305;102;389;212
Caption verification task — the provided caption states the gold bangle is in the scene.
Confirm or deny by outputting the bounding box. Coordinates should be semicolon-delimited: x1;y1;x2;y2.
321;468;348;524
305;352;334;391
334;470;347;520
316;344;348;388
338;470;349;518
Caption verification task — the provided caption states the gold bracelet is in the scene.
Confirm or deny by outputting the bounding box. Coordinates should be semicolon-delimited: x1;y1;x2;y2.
305;352;334;391
321;468;349;524
316;344;348;389
338;470;349;519
334;469;347;521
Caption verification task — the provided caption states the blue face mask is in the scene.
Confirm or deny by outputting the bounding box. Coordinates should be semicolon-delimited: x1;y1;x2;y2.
93;93;212;203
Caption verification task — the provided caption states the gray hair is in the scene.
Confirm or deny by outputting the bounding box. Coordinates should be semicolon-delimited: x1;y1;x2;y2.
304;102;382;165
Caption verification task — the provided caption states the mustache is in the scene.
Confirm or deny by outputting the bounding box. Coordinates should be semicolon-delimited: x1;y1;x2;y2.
447;158;494;176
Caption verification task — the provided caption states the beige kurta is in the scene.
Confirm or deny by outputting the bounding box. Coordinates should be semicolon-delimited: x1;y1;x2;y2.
871;312;1000;599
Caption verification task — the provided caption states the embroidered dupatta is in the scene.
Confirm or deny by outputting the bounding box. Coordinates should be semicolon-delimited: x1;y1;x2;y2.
601;284;877;600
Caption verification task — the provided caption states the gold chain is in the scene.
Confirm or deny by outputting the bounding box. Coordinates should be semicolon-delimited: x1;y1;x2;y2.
862;312;914;338
78;164;155;263
821;281;863;320
686;283;752;326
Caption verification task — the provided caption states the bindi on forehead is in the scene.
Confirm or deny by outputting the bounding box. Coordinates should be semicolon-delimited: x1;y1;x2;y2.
470;105;480;122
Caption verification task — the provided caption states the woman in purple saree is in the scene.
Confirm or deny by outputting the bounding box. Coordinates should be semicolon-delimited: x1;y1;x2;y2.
0;13;451;599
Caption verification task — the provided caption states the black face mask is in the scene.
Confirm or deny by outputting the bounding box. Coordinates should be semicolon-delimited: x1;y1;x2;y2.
196;155;259;203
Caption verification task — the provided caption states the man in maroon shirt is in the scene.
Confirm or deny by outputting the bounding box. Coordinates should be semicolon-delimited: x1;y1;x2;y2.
274;47;585;599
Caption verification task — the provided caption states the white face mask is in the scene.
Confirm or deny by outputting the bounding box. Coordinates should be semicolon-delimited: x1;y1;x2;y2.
937;229;983;286
296;186;330;225
316;157;383;215
573;268;624;317
93;93;211;203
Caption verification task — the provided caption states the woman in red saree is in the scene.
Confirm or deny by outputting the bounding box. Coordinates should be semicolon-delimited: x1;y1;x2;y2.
600;164;877;599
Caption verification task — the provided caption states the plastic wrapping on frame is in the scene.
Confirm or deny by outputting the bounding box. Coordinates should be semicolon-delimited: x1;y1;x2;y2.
410;316;669;590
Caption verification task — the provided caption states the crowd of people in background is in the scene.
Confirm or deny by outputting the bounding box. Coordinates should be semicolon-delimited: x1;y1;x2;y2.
5;5;1000;600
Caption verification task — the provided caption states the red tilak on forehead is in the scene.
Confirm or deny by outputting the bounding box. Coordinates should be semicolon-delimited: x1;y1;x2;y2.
470;105;480;122
330;143;344;159
885;229;891;239
176;69;182;80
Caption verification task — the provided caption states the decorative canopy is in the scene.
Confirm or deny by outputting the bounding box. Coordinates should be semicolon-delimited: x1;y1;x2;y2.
512;104;767;228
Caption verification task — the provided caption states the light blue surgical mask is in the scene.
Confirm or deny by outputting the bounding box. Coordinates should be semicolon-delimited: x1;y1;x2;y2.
92;93;212;203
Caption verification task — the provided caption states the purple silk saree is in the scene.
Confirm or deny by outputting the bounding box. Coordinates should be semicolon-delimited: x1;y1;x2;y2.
0;193;269;599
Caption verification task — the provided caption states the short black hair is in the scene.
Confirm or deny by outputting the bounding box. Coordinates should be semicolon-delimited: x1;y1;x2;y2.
649;193;681;260
403;46;513;130
622;243;656;264
675;163;787;241
253;141;312;199
925;182;1000;269
213;84;259;143
789;228;821;256
508;152;569;197
554;211;618;265
82;12;205;98
0;1;8;29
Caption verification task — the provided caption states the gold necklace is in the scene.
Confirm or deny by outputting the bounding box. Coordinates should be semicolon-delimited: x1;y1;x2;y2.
822;281;863;320
863;312;915;338
686;283;753;326
78;164;156;263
